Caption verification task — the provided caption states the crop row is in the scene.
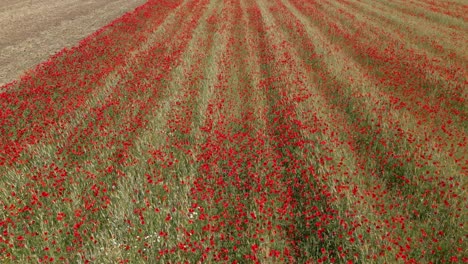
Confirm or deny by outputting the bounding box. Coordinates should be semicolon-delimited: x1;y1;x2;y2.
0;0;466;262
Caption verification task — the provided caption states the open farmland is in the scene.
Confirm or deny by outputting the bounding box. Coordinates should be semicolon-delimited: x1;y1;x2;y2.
0;0;467;262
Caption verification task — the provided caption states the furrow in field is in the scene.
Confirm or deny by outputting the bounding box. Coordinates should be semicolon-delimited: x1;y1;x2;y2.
58;0;212;182
315;0;467;136
128;0;247;261
372;0;467;30
294;0;467;128
28;0;209;189
0;0;214;260
2;0;212;168
1;0;466;262
124;0;294;261
186;0;251;253
253;0;372;261
403;0;467;19
263;0;416;260
340;0;467;65
0;0;194;174
54;0;209;159
0;0;184;166
324;0;467;68
183;0;296;260
79;0;222;260
279;0;467;260
284;0;465;176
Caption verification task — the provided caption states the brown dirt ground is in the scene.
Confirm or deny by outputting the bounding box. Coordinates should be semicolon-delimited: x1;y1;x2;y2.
0;0;147;87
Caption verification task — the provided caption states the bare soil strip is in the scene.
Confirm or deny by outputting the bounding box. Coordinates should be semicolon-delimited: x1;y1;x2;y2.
0;0;146;87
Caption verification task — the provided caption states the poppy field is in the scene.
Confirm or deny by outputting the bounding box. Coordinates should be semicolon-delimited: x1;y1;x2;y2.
0;0;467;263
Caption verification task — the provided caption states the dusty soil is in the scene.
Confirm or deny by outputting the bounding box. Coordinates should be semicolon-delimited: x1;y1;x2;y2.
0;0;147;87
